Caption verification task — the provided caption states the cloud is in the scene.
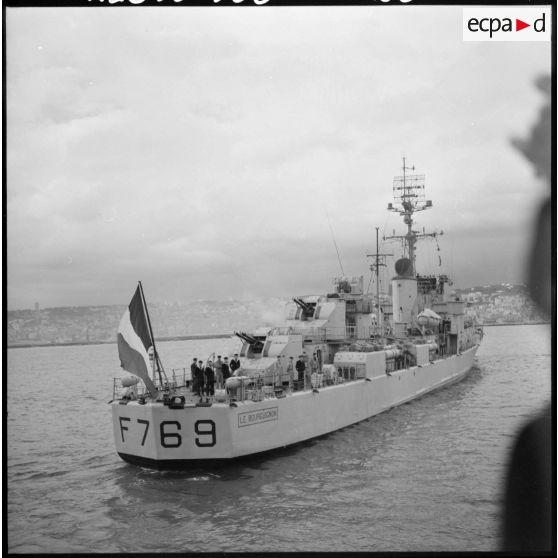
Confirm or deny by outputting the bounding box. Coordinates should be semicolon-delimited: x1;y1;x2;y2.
6;6;551;309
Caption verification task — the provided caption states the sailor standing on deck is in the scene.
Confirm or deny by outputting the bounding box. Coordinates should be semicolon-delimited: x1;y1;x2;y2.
222;357;231;383
215;355;224;389
287;356;294;391
295;355;306;388
311;353;318;374
190;358;198;392
204;361;215;398
193;359;204;397
230;353;241;375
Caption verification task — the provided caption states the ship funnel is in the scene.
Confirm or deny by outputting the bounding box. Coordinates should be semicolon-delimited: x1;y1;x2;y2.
392;258;418;333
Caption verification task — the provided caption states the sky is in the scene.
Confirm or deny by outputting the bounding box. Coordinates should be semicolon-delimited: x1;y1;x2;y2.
6;5;552;310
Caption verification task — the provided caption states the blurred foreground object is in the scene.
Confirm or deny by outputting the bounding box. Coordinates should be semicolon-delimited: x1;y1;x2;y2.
502;74;553;552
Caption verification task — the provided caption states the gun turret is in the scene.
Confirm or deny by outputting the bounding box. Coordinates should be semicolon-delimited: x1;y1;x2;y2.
293;298;316;320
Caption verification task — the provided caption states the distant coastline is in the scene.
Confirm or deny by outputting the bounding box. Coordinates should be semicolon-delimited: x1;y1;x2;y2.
7;333;233;350
7;323;550;349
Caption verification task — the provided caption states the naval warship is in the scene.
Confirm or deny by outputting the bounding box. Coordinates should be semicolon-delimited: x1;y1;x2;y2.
111;159;483;469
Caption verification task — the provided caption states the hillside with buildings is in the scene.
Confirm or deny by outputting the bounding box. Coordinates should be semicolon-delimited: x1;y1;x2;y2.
7;298;288;347
457;283;548;325
7;283;548;348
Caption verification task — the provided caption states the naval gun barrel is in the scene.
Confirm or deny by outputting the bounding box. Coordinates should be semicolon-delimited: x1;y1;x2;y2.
234;331;262;346
235;331;253;344
293;297;312;312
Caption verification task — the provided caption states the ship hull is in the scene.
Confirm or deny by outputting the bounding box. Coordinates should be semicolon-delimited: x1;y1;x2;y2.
112;345;479;469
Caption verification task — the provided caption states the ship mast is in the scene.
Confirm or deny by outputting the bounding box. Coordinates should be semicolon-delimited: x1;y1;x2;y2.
367;227;392;332
384;157;442;275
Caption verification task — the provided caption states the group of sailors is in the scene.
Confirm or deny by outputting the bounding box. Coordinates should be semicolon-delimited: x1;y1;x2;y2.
189;351;325;400
290;352;321;390
190;354;241;397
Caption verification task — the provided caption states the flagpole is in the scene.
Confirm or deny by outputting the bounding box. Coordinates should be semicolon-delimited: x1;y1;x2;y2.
138;281;165;389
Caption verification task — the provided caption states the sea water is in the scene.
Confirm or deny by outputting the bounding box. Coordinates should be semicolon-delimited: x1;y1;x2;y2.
7;324;551;552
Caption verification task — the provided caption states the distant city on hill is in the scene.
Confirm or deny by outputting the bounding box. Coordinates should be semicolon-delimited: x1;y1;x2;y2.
7;283;548;348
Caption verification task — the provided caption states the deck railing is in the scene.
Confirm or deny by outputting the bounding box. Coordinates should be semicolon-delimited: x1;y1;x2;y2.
112;366;355;403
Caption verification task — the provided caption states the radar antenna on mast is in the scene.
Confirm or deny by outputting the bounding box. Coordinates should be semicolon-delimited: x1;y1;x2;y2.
384;157;443;275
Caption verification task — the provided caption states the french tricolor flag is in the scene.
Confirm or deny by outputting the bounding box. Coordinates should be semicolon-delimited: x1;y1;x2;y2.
117;285;158;397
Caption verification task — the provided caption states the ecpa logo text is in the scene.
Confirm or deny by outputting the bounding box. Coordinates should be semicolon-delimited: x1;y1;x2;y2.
463;8;551;42
467;13;546;38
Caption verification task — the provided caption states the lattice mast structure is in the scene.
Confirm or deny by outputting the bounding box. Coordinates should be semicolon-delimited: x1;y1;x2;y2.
367;227;392;331
384;157;442;275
